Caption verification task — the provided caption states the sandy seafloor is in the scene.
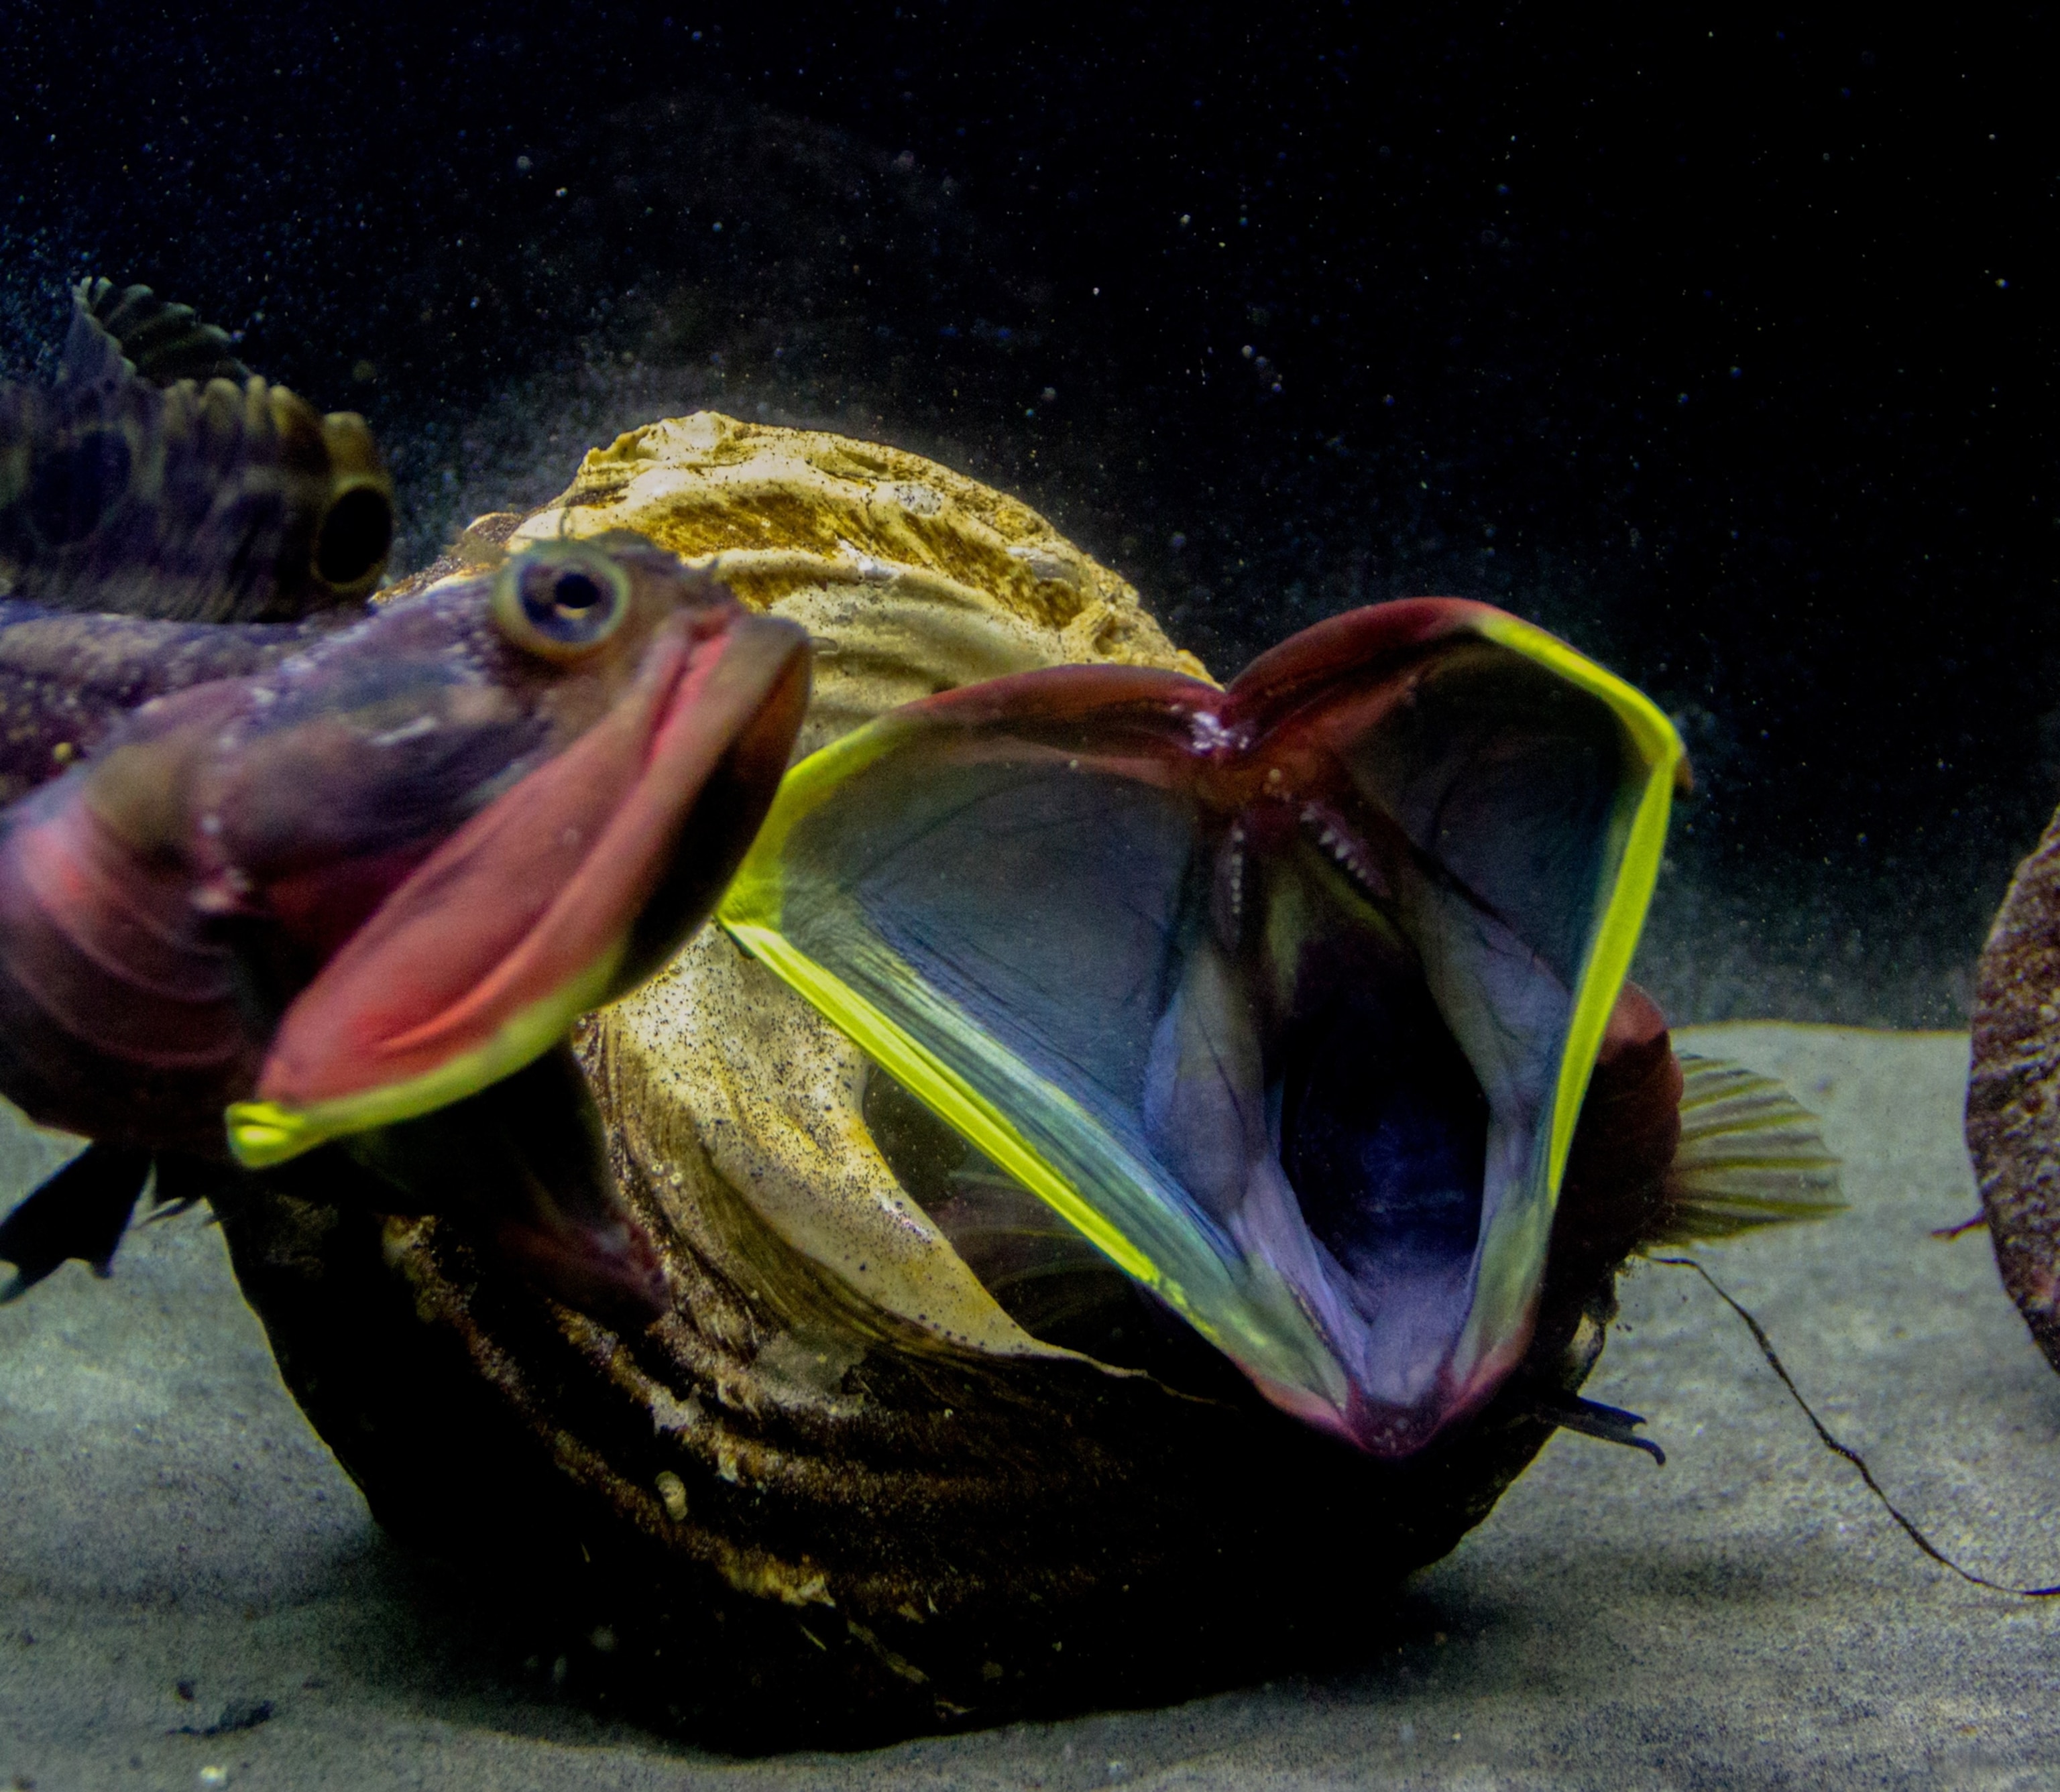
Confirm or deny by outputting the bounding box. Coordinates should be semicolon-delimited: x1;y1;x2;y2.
5;1023;2059;1791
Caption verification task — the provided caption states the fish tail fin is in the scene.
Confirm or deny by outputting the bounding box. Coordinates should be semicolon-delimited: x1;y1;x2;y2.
1639;1054;1844;1246
0;1142;154;1300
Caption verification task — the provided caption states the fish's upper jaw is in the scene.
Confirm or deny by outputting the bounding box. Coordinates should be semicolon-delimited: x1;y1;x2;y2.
224;605;809;1166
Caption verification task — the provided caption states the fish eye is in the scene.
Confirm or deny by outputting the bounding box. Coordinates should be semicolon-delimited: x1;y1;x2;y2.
492;542;632;662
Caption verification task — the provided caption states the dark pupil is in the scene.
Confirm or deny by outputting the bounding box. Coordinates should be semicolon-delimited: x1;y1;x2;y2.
521;564;612;636
550;570;604;611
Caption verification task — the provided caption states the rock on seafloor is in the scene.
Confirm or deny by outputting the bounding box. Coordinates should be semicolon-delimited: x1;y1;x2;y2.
7;1026;2060;1787
1967;802;2060;1376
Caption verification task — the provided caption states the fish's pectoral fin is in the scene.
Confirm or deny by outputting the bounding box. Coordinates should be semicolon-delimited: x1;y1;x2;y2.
1520;1385;1666;1465
1640;1054;1845;1246
0;1142;154;1299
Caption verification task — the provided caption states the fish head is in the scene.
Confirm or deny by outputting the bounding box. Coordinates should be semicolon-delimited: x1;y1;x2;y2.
74;532;809;1164
714;599;1682;1457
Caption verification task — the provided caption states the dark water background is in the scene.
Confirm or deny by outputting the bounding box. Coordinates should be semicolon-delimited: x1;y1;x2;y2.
1;7;2051;1027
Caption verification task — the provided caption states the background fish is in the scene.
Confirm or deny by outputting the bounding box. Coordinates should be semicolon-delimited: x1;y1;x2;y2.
0;277;394;621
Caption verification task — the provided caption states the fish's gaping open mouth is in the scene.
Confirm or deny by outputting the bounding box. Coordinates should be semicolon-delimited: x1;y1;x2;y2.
715;600;1683;1457
225;607;809;1166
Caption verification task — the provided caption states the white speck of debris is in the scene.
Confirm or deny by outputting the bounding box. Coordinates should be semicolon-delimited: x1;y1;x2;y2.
198;1770;229;1789
880;481;943;516
838;540;897;583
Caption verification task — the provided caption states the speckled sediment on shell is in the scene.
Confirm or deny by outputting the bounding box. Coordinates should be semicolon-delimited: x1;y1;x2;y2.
523;411;1207;1355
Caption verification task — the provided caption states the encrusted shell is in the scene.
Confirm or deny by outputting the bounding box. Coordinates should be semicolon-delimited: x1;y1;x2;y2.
219;416;1621;1738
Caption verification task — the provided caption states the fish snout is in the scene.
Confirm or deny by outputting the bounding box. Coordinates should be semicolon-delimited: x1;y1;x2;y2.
225;607;809;1167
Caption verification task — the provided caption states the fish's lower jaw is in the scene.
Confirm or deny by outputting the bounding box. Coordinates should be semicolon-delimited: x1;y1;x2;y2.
492;1214;671;1325
224;1101;310;1167
1245;1368;1477;1459
225;948;626;1168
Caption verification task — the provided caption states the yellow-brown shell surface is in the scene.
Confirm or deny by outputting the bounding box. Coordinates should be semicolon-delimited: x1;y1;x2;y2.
218;415;1627;1738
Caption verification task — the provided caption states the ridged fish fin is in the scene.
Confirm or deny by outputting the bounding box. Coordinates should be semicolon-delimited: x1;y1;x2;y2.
0;1142;154;1299
1641;1053;1844;1244
65;277;251;390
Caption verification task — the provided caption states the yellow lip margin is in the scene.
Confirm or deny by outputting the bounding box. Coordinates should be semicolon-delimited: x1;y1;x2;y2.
1453;610;1683;1392
1469;609;1686;1194
223;940;626;1169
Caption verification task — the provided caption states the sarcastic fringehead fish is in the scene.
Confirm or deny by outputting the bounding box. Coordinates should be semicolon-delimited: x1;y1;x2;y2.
0;532;807;1310
0;283;810;1315
718;597;1830;1456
